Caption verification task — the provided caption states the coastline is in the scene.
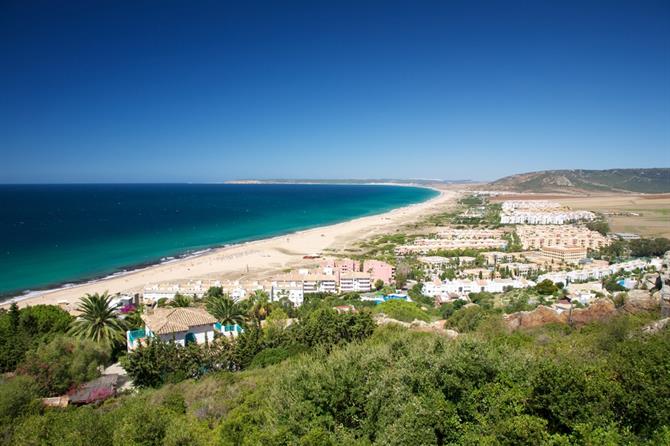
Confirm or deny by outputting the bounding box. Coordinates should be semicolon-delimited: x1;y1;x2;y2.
3;186;456;309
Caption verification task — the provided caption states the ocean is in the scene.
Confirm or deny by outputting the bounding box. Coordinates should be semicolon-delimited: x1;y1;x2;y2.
0;184;436;296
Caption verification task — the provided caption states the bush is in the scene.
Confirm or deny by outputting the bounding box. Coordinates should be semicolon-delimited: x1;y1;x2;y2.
0;376;40;430
17;335;109;396
446;305;490;332
374;300;430;323
0;304;73;372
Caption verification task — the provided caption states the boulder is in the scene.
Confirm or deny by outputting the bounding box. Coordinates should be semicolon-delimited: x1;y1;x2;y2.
504;305;567;331
505;299;617;330
375;315;458;338
569;299;616;326
642;317;670;334
622;290;659;314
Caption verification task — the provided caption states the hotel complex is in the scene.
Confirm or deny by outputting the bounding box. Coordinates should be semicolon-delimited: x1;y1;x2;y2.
395;229;508;254
515;225;610;250
500;200;596;225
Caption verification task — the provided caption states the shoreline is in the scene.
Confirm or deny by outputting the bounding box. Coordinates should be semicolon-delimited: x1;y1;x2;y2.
3;186;456;309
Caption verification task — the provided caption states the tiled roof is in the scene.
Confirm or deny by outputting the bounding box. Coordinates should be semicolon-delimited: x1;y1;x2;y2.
142;307;217;335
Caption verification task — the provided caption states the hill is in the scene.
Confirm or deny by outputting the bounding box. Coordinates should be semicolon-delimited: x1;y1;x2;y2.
490;168;670;194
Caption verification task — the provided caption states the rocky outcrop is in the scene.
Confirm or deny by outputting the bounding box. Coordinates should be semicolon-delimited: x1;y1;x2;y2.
642;318;670;334
375;316;459;338
622;290;659;314
505;298;616;330
504;306;567;331
569;299;616;326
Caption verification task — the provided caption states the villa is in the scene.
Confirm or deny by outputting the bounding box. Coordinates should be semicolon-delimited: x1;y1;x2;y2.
126;307;239;350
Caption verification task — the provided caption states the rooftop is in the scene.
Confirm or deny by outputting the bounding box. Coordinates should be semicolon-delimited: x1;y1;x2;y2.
142;307;217;335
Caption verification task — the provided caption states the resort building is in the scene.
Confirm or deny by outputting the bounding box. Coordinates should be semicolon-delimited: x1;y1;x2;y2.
496;262;539;277
396;238;507;255
270;280;305;307
362;259;396;284
540;246;587;264
320;258;395;284
395;228;509;255
516;225;610;251
500;200;596;225
142;279;266;303
339;272;372;293
422;277;536;301
127;307;233;351
538;257;662;285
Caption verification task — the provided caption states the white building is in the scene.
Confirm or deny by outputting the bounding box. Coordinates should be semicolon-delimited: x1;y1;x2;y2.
537;257;661;285
339;272;372;293
271;279;305;307
127;307;220;350
422;277;536;301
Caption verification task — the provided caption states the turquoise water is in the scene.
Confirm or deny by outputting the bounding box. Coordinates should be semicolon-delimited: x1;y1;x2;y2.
0;184;436;296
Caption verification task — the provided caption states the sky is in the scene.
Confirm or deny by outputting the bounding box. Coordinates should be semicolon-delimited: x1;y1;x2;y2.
1;0;669;183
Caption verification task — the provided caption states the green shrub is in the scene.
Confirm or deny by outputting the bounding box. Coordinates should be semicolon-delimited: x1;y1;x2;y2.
374;300;430;322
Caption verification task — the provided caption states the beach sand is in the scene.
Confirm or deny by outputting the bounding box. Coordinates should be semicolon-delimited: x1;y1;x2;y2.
5;187;458;309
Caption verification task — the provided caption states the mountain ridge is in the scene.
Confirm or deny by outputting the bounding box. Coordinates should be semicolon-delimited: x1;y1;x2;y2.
489;168;670;193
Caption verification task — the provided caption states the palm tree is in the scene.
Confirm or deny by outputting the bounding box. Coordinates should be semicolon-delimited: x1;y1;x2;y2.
170;293;191;307
69;291;127;349
206;294;246;327
247;290;270;327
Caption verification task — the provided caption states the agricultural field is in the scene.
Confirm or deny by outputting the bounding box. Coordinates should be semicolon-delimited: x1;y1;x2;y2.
556;194;670;238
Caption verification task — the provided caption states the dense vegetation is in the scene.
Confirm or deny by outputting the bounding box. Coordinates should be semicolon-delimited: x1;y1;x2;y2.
0;293;670;446
0;304;73;373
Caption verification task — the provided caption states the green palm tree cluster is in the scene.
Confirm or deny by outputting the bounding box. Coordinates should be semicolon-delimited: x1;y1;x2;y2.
247;290;270;327
170;293;192;307
205;294;246;327
69;291;127;350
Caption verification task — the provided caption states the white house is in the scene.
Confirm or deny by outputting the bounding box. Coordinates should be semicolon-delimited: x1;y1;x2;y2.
126;307;221;350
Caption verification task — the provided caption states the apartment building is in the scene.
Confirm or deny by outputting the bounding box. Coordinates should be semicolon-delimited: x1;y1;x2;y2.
540;246;588;264
422;277;536;302
516;225;610;250
500;200;596;225
320;258;395;284
339;272;372;292
538;257;662;285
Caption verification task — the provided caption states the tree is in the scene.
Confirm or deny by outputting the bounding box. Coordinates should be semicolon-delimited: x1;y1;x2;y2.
246;290;271;327
0;305;73;373
68;291;127;350
205;295;246;327
374;279;384;291
170;293;191;308
586;220;610;236
535;279;559;296
17;336;109;396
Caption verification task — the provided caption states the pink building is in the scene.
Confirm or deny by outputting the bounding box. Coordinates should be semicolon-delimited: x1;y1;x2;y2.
319;258;395;285
363;260;395;285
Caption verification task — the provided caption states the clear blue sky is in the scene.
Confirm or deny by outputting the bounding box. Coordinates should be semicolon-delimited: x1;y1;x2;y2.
1;0;668;183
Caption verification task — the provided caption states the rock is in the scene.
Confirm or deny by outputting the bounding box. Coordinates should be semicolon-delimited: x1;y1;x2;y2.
642;318;670;334
504;305;566;330
375;315;458;338
375;315;410;328
569;299;616;326
505;299;617;330
622;290;659;314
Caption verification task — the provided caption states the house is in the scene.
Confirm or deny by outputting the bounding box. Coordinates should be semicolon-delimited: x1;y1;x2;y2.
126;307;219;350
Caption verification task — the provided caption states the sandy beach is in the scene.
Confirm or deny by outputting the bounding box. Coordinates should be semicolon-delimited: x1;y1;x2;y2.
4;187;457;309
